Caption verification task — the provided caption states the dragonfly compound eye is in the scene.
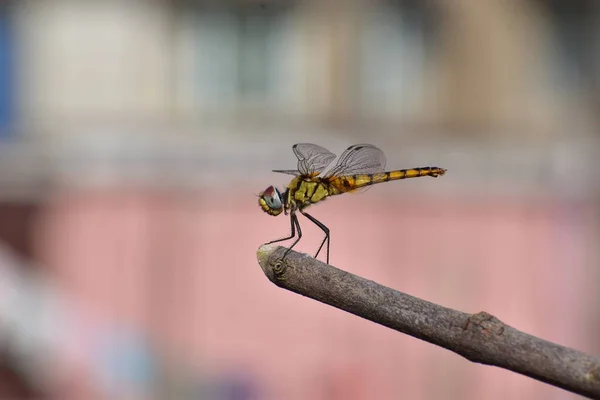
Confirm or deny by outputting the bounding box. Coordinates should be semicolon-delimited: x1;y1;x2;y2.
258;186;283;216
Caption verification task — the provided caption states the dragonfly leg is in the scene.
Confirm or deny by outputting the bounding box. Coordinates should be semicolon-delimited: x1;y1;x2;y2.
300;210;330;264
281;213;302;260
266;211;296;245
265;211;303;262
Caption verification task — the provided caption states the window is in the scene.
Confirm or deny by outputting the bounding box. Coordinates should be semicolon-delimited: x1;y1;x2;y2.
540;2;600;93
358;1;437;121
190;3;296;116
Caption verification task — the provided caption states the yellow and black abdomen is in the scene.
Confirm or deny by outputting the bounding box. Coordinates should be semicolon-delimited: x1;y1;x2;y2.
329;167;446;193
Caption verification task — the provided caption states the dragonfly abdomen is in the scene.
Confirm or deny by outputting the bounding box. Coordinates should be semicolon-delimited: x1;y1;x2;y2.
330;167;446;192
386;167;446;181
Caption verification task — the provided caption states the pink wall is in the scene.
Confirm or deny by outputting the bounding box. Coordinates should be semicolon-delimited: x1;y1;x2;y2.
34;186;599;399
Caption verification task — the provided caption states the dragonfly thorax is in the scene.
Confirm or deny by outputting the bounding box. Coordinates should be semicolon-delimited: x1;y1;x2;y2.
258;186;284;216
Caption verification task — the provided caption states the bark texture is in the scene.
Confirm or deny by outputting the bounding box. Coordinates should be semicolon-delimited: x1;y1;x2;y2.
257;245;600;399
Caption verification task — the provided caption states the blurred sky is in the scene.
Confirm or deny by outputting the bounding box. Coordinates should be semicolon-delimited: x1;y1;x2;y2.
0;1;599;399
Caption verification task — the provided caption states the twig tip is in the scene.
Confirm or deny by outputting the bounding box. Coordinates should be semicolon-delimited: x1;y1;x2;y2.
257;243;277;264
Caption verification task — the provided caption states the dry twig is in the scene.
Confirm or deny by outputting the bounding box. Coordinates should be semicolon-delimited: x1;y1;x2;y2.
257;245;600;399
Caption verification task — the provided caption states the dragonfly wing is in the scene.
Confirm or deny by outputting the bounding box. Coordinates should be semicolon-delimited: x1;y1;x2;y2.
292;143;337;176
324;144;386;176
272;169;301;176
324;144;387;194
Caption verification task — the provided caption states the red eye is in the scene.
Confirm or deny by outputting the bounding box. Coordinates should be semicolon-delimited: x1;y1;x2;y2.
263;186;275;196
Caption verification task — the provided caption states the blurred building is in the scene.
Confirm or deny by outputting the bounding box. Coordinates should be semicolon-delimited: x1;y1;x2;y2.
3;1;600;133
0;1;599;399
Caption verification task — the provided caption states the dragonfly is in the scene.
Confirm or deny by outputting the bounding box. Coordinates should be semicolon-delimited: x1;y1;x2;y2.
258;143;447;264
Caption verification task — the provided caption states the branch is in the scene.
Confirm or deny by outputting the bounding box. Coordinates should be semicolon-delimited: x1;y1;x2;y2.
257;245;600;399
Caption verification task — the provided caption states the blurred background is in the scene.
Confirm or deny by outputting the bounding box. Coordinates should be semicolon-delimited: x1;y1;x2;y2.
0;0;599;399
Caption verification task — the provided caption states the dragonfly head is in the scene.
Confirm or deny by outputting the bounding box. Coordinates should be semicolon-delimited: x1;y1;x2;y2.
258;186;284;216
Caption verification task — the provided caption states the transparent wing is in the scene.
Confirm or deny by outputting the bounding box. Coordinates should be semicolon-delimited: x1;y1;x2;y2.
323;144;386;178
291;143;337;176
272;169;301;176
